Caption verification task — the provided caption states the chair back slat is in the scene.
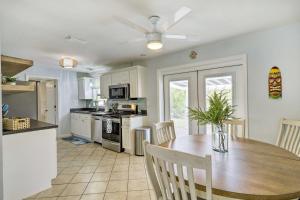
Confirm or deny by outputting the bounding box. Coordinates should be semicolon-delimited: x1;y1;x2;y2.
177;164;188;200
224;119;246;139
276;118;300;157
155;121;176;145
168;162;181;200
144;141;212;200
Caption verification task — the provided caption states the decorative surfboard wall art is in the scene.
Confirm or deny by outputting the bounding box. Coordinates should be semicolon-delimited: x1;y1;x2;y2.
268;66;282;99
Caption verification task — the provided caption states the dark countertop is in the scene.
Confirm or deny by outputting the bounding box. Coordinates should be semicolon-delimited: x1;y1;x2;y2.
3;119;58;135
70;108;147;117
70;107;105;114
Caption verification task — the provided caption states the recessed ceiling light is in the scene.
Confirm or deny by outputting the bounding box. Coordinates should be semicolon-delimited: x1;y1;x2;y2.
59;57;78;68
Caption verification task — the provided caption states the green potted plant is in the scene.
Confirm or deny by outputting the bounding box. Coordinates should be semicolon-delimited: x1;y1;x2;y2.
189;91;235;152
2;76;17;85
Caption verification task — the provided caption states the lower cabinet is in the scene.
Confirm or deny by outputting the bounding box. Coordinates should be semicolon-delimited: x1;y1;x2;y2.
71;113;92;140
122;116;148;154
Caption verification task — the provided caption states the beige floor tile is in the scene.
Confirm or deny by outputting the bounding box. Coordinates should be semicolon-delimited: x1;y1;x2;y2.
57;196;81;200
112;164;128;172
149;190;157;200
80;193;105;200
128;179;148;191
71;173;93;183
129;170;146;179
91;172;111;182
24;192;39;199
60;183;88;196
106;180;128;192
129;164;146;171
99;159;115;166
52;174;75;185
37;184;67;198
127;190;151;200
58;161;71;168
69;160;85;167
79;165;97;173
84;182;108;194
109;171;128;181
35;197;58;200
95;165;113;173
104;192;127;200
61;167;81;174
84;159;101;166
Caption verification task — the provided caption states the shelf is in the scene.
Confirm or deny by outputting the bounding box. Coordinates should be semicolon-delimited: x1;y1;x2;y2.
2;84;35;94
1;55;33;76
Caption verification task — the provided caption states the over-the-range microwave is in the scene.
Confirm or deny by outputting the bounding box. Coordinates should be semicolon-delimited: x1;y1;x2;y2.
109;84;130;100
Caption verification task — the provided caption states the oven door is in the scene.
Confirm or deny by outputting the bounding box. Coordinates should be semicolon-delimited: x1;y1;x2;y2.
109;84;130;100
102;118;121;143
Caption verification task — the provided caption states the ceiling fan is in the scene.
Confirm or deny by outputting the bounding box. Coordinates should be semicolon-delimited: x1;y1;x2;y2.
115;6;194;50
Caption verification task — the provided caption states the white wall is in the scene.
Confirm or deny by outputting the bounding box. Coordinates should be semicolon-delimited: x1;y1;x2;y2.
16;66;85;137
135;23;300;144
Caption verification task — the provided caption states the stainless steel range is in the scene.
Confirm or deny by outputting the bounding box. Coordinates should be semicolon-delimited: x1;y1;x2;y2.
101;103;139;152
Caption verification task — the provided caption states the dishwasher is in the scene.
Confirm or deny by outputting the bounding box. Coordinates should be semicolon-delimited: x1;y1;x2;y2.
92;116;103;144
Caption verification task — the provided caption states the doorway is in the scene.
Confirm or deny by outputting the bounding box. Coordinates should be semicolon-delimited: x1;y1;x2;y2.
37;80;57;124
163;64;246;135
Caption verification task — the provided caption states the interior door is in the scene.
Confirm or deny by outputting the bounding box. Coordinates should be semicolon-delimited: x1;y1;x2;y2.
164;72;198;135
198;65;246;135
37;80;57;124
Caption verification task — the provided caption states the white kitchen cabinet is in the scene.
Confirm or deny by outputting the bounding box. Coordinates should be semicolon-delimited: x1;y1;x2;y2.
100;74;112;99
100;65;146;99
71;113;92;140
122;116;148;154
111;71;130;85
78;77;93;99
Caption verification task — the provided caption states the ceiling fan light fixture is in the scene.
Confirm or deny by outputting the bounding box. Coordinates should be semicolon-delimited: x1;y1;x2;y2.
59;57;78;68
147;41;163;50
146;32;163;50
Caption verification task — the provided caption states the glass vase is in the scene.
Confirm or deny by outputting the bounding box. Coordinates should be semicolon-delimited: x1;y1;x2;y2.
212;126;228;153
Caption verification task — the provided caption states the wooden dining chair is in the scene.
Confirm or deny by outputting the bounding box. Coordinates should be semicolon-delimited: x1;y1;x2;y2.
224;119;246;139
154;120;176;145
276;118;300;157
143;141;212;200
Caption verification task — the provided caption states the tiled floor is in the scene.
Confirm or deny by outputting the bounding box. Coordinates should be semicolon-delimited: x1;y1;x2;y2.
24;139;156;200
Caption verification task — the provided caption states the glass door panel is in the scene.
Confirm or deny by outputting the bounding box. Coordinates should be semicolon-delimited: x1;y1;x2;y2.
169;80;189;135
164;72;198;135
205;75;233;134
198;65;246;135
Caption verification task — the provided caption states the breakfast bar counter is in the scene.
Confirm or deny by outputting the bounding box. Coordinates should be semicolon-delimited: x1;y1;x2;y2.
2;120;57;200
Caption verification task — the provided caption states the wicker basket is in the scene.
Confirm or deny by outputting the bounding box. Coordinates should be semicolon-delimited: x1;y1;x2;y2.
3;117;30;130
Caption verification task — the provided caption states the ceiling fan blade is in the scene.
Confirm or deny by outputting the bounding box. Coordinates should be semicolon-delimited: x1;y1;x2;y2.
114;16;149;34
119;38;145;45
164;34;187;40
166;6;192;31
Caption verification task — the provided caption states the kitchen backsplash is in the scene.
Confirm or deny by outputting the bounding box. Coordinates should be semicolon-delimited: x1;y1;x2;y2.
108;98;147;113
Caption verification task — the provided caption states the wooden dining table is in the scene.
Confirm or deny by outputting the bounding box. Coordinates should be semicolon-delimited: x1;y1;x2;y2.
160;134;300;200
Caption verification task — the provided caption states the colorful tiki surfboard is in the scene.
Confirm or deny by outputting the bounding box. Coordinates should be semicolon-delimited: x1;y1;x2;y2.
268;66;282;99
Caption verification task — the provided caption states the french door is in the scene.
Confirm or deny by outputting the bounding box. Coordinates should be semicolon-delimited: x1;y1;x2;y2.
163;65;246;135
163;72;198;135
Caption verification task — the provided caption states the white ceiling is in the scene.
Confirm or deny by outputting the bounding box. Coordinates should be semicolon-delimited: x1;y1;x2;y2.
1;0;300;73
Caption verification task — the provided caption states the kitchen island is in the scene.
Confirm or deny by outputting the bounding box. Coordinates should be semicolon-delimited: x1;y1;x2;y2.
2;119;58;200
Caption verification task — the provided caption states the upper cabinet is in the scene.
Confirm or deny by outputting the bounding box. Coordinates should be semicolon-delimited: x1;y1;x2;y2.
100;74;112;99
111;71;129;85
100;66;146;99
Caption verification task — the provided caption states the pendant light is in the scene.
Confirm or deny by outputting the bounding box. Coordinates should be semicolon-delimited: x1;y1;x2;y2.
59;57;78;68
